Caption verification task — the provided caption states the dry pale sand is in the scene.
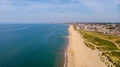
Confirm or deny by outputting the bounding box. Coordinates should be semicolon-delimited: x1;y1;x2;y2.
66;25;106;67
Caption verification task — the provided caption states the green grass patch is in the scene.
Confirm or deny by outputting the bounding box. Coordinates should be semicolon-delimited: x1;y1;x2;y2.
79;30;119;51
111;52;120;58
84;42;96;50
96;47;119;51
84;34;118;50
115;39;120;46
85;31;120;41
108;52;120;66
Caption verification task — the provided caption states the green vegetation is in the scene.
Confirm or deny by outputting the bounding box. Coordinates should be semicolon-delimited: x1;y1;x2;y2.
85;31;120;41
84;42;96;50
115;40;120;46
108;52;120;66
74;25;120;66
80;30;119;51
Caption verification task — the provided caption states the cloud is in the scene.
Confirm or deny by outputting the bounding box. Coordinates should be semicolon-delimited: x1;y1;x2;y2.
80;0;120;14
0;0;120;23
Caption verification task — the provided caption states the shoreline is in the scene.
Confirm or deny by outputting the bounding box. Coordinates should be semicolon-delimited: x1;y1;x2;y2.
66;25;106;67
64;52;67;67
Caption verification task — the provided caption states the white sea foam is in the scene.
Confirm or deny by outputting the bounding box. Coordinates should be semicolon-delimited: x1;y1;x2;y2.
64;52;67;67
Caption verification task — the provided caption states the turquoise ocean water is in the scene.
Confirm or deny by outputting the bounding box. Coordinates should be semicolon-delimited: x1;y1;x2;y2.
0;24;68;67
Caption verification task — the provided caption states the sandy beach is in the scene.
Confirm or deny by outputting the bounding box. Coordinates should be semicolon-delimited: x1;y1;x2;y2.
66;25;106;67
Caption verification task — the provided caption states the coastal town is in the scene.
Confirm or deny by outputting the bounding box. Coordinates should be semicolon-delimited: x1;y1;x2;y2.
75;23;120;36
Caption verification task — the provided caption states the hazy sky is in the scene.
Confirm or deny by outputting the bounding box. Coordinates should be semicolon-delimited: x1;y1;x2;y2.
0;0;120;23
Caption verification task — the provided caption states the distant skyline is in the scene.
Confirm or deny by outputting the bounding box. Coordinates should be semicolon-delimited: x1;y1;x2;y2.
0;0;120;23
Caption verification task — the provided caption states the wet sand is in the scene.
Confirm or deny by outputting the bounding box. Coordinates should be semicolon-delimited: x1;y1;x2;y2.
66;25;106;67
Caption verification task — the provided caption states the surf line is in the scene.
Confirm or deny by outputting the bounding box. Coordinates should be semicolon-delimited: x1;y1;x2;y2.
64;51;67;67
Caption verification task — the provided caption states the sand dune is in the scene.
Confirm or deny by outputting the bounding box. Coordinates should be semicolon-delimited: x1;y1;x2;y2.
66;25;106;67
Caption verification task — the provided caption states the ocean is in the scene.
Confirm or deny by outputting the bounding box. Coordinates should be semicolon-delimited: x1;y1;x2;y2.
0;24;68;67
